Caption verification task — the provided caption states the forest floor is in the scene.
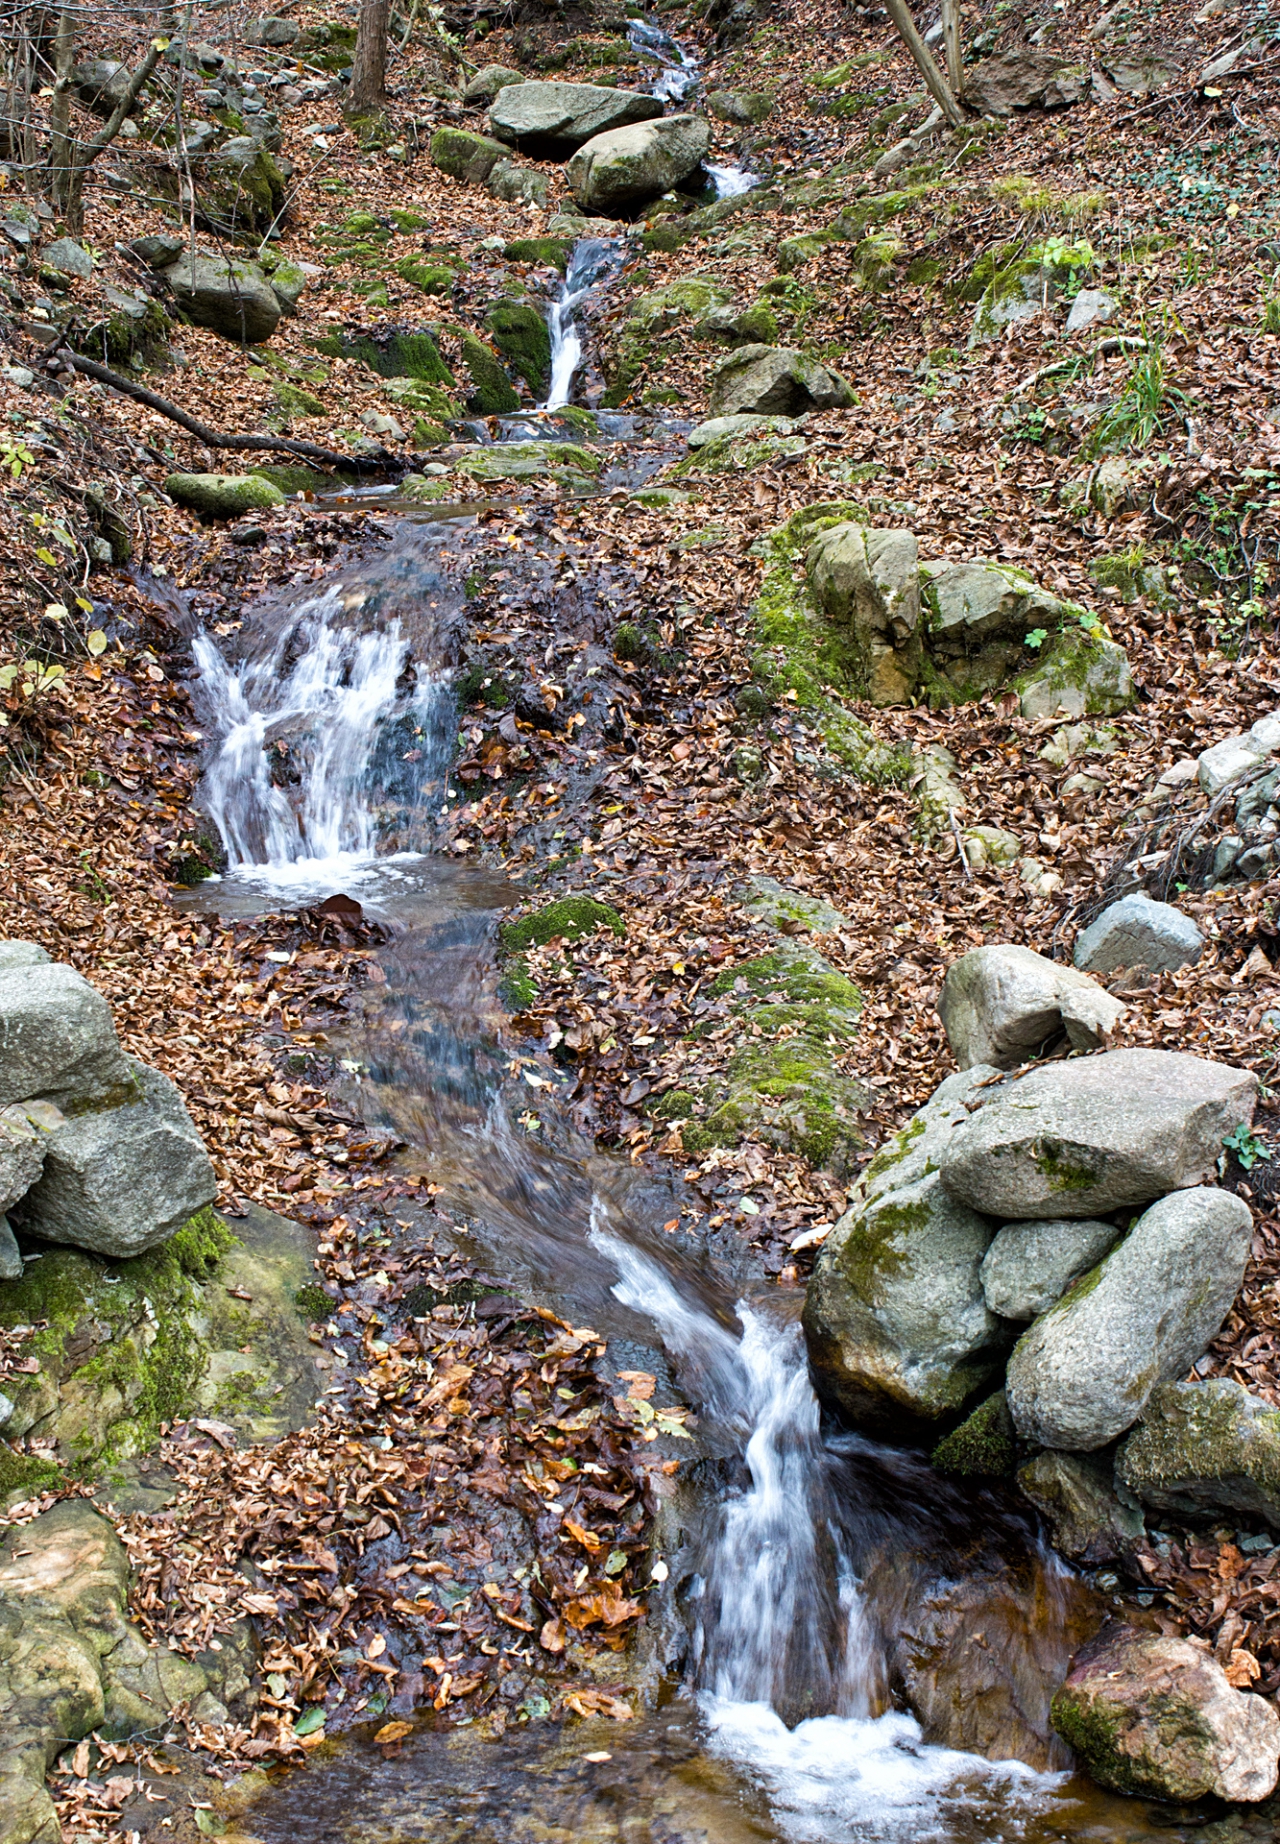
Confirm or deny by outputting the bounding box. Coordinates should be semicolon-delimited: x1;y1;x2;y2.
7;0;1280;1830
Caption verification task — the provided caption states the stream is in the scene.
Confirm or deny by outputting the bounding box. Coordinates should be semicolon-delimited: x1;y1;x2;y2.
167;23;1234;1843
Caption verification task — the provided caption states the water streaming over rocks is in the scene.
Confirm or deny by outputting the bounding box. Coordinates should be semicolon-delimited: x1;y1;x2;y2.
542;237;630;410
181;300;1171;1844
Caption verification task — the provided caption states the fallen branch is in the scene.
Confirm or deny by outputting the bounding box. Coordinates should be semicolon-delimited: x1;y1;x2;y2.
56;350;393;474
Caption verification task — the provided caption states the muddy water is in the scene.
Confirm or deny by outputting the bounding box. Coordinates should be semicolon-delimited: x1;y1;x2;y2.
180;447;1236;1843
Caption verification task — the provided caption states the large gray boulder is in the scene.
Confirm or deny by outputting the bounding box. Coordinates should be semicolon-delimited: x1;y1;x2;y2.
490;80;663;158
1073;893;1204;977
0;962;134;1110
567;113;710;212
938;1048;1257;1221
803;1170;1009;1432
1051;1624;1280;1803
964;50;1091;116
1117;1378;1280;1529
73;59;139;118
10;1063;217;1258
1005;1187;1254;1450
980;1216;1123;1321
709;344;856;417
858;1064;1005;1206
937;944;1126;1071
161;252;282;343
1011;628;1134;723
805;523;921;708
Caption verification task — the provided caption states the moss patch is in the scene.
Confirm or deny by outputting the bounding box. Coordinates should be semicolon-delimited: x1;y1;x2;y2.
500;897;625;952
456;331;521;413
485;301;552;397
932;1391;1016;1477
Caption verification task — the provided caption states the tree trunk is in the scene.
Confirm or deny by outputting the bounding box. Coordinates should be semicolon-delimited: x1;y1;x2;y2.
883;0;965;129
350;0;391;111
941;0;963;99
49;5;76;217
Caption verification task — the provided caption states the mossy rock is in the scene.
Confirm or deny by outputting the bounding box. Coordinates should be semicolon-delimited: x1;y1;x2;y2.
486;300;552;397
498;955;539;1012
165;472;285;518
453;441;601;483
0;1205;324;1472
430;126;508;184
931;1390;1016;1477
249;462;355;495
456;331;521;413
673;431;808;476
779;232;833;273
500;896;624;951
706;1038;868;1174
711;944;862;1019
504;237;572;272
271;380;327;419
382;375;463;423
396;257;459;295
315;327;455;386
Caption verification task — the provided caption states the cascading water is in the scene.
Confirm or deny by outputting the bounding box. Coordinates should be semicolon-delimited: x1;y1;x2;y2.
541;236;629;410
628;14;702;102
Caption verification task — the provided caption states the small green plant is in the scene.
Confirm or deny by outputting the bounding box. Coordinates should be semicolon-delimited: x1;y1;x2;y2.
1025;627;1049;649
1087;330;1190;457
1224;1122;1270;1170
0;438;34;480
1262;296;1280;335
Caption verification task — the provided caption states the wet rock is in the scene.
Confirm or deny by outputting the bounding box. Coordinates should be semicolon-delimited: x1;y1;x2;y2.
937;943;1127;1072
981;1217;1123;1321
165;471;286;518
938;1047;1257;1221
1018;1450;1145;1565
567;113;711;212
430;126;510;185
709;344;856;417
463;64;526;106
1051;1623;1280;1801
1012;628;1134;722
490;80;663;159
965;49;1091;115
931;1389;1016;1477
41;237;92;282
706;87;774;124
1065;287;1115;334
1006;1187;1254;1450
804;1170;1008;1433
1117;1378;1280;1529
805;523;921;707
10;1062;216;1259
161;252;282;342
1073;893;1204;977
0;961;134;1112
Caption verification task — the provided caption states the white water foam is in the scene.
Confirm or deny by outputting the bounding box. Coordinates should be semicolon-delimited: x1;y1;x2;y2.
590;1218;1061;1841
542;237;628;410
707;162;760;198
628;15;701;102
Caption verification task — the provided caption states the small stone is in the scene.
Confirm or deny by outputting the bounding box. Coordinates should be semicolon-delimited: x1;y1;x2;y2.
981;1217;1123;1320
1018;1450;1145;1564
359;410;406;441
0;1215;21;1281
710;344;856;418
41;237;92;281
1073;892;1204;977
1198;734;1266;795
1247;711;1280;754
462;63;526;106
1051;1624;1280;1802
3;366;35;387
688;413;801;447
1157;757;1199;788
1006;1187;1254;1451
1117;1378;1280;1529
937;943;1126;1071
0;1386;14;1425
430;126;510;185
1064;288;1115;334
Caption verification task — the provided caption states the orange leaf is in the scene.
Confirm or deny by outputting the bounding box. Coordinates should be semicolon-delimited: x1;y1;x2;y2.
565;1519;603;1553
374;1721;413;1745
1226;1648;1262;1687
540;1617;565;1653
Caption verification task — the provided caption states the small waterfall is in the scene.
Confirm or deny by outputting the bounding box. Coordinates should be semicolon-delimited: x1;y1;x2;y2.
541;236;627;410
193;585;452;892
591;1223;1050;1838
707;162;759;198
628;14;701;102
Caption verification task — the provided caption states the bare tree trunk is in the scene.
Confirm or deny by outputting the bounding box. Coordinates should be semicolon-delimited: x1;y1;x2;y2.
941;0;963;99
883;0;965;129
350;0;391;110
49;5;76;217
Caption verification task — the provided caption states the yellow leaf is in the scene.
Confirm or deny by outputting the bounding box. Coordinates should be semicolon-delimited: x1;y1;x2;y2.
374;1720;413;1744
87;630;108;656
75;596;94;613
36;548;57;567
44;604;68;622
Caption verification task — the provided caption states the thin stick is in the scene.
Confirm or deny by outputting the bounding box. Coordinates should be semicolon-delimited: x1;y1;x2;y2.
883;0;965;129
56;350;392;473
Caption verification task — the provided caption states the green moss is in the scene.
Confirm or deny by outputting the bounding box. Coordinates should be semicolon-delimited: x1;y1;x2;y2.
500;897;624;952
486;301;552;397
396;258;458;295
1049;1689;1175;1799
294;1283;334;1322
168;831;224;887
1032;1139;1100;1193
832;1197;918;1303
250;463;353;495
272;381;327;419
498;956;538;1012
0;1444;64;1500
504;238;571;272
321;329;455;385
650;1089;696;1121
389;208;431;232
456;331;520;413
932;1391;1015;1477
711;950;862;1017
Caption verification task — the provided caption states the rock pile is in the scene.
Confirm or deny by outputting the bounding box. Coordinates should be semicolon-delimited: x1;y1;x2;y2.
805;937;1280;1800
0;940;216;1274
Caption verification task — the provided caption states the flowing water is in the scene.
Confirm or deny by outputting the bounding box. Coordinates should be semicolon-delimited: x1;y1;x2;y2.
181;494;1231;1842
